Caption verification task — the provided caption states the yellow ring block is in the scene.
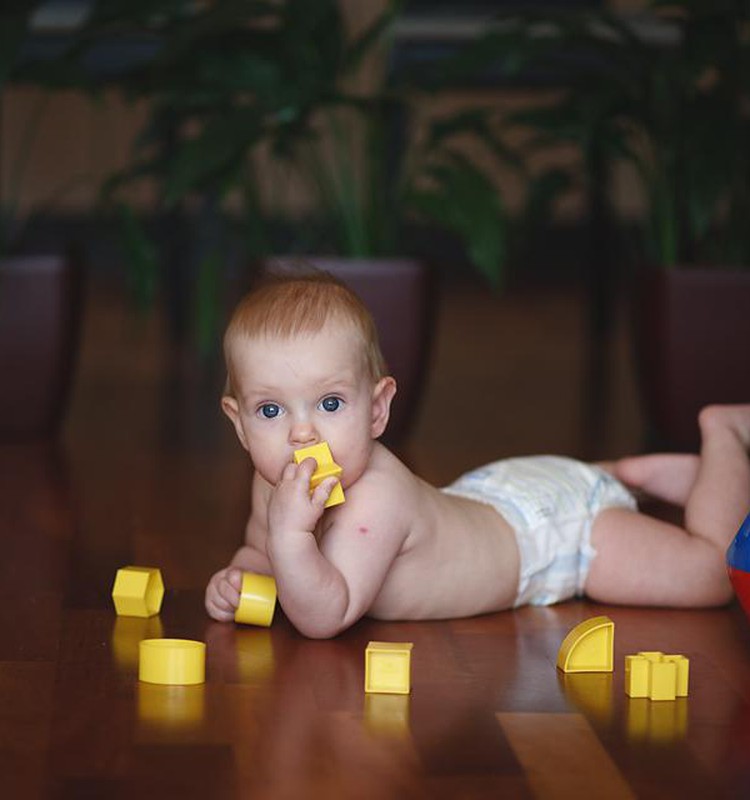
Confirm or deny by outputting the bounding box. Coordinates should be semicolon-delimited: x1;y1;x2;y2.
235;572;277;627
139;639;206;685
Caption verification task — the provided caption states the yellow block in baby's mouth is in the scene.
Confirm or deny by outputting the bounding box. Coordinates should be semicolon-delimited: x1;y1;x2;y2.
293;441;345;508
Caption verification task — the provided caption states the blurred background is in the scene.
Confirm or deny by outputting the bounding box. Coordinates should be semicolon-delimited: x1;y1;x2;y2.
3;0;750;487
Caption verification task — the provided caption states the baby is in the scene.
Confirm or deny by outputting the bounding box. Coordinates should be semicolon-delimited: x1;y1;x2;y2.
206;272;750;638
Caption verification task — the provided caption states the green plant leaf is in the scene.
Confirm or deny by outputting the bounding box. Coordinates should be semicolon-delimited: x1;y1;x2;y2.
407;154;507;287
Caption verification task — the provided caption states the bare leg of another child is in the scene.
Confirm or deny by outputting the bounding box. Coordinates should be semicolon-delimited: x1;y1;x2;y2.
585;405;750;607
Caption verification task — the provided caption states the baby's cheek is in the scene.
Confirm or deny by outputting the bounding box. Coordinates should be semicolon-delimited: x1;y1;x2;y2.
248;447;287;487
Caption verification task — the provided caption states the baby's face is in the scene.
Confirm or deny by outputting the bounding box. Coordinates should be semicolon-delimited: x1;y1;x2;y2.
224;324;380;487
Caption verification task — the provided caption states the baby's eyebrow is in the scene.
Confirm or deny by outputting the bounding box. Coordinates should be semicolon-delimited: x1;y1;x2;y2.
240;387;278;404
319;377;358;394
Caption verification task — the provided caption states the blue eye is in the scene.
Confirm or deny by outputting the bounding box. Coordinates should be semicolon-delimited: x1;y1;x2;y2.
319;396;341;413
259;403;281;419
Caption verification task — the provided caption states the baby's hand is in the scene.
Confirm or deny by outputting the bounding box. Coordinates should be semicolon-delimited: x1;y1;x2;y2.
268;457;338;538
205;566;243;622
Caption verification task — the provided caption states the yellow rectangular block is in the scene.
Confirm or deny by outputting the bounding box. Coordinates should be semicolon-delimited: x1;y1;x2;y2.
294;442;345;508
293;442;333;466
310;463;343;484
648;659;677;701
624;655;650;698
365;642;413;695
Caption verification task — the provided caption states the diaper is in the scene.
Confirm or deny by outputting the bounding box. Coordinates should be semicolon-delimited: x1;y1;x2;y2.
441;455;637;607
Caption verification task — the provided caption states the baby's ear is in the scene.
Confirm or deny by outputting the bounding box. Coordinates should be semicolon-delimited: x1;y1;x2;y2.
371;377;397;439
221;395;249;451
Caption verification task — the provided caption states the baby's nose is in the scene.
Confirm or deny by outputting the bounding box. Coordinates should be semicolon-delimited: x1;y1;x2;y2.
289;419;318;446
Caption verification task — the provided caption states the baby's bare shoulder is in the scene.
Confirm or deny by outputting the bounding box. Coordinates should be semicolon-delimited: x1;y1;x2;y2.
364;445;423;503
332;446;421;530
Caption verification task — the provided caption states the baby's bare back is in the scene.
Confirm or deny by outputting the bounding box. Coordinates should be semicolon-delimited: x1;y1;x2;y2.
366;451;520;620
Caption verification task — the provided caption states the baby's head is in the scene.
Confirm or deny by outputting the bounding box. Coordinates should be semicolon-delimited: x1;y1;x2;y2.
221;271;396;484
223;271;387;397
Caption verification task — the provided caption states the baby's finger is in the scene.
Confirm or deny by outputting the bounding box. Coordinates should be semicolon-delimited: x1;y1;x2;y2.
206;585;234;621
217;578;241;610
280;461;298;482
209;603;236;623
225;567;244;591
311;476;339;507
206;582;230;612
296;457;317;481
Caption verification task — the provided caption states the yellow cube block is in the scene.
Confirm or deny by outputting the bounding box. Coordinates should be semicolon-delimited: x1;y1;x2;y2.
625;655;650;698
365;642;413;694
293;442;345;508
112;566;164;618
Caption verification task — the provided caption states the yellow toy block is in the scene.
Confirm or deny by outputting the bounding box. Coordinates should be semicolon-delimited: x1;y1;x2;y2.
625;654;651;698
556;616;614;673
294;441;345;508
112;566;164;618
139;639;206;685
234;572;277;627
624;652;689;701
649;659;677;701
664;654;690;697
365;641;413;695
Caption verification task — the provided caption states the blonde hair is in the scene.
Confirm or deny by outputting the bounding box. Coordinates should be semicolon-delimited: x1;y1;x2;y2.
223;271;387;395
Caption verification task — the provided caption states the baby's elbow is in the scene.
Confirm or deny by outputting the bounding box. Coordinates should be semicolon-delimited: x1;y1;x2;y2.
292;604;363;639
294;618;348;640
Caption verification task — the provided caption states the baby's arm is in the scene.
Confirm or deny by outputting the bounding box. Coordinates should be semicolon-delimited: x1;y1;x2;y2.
205;473;272;622
266;458;406;639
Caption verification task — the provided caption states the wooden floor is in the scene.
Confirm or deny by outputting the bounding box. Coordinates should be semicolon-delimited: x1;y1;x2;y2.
2;279;750;798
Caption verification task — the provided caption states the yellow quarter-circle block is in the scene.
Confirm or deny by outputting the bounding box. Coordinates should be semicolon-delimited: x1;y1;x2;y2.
625;652;689;700
557;615;614;673
294;441;345;508
235;572;277;627
365;642;414;695
139;639;206;685
112;566;164;618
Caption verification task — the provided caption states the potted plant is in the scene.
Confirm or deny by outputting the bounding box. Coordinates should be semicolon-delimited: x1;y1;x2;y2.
446;2;750;450
93;1;402;354
96;0;519;444
0;3;86;441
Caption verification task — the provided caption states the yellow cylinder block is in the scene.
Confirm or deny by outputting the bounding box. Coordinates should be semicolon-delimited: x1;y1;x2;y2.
235;572;277;627
139;639;206;685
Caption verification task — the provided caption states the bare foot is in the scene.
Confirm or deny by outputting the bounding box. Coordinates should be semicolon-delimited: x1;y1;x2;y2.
612;453;700;506
698;404;750;450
